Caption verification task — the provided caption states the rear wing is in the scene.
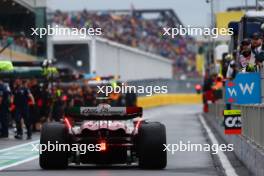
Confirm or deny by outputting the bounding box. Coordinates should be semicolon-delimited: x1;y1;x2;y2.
66;105;142;120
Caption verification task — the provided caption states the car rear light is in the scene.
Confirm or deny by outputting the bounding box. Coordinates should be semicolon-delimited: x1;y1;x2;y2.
62;95;68;101
135;119;142;129
99;141;107;151
64;117;72;129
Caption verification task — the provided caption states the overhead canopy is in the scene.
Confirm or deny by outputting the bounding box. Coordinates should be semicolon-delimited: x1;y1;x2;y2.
0;60;58;79
0;61;14;71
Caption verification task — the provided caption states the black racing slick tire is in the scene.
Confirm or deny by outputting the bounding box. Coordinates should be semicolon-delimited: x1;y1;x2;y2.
39;122;69;169
138;122;167;169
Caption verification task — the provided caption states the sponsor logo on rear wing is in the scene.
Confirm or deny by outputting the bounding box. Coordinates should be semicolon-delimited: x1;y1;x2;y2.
66;104;142;119
80;107;126;116
80;107;142;116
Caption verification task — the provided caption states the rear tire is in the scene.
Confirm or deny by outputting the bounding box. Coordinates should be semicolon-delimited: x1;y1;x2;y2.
138;122;167;169
39;122;69;169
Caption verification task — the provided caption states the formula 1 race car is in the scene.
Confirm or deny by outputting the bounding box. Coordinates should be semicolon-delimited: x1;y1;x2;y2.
39;103;167;169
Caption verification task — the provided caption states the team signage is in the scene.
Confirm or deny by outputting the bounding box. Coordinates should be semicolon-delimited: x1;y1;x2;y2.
225;72;261;104
224;110;242;135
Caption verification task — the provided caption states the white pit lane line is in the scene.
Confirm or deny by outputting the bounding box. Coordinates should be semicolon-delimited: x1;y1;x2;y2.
0;155;39;171
199;114;238;176
0;140;39;171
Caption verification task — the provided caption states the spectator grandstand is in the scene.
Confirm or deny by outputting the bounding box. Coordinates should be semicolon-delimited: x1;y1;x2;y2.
0;0;47;58
0;25;35;54
51;9;198;78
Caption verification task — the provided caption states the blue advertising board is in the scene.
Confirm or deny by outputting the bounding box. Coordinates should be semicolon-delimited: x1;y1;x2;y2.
225;72;261;104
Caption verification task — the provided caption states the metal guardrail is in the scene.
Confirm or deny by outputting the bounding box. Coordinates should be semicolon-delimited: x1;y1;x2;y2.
208;103;264;148
261;69;264;103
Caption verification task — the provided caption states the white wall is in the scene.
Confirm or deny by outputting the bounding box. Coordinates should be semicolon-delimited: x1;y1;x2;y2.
50;34;172;81
95;38;172;80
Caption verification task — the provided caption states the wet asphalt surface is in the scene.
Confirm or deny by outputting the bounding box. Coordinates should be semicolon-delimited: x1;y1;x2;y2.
0;105;250;176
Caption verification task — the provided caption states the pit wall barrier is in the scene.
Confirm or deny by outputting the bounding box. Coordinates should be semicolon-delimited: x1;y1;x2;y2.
137;94;202;108
205;103;264;176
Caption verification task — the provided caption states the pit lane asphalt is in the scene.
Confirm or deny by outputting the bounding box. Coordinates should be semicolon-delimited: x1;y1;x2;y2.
0;105;224;176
